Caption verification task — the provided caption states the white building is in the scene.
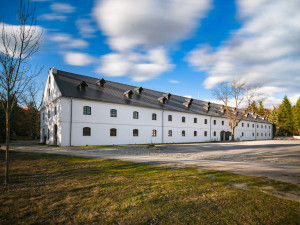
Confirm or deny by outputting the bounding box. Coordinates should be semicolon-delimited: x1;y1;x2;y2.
40;68;273;146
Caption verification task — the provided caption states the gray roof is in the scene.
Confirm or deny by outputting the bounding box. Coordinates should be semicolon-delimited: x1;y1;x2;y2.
53;69;272;124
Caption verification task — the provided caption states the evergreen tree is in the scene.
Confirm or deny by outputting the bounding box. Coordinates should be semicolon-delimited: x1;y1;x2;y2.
257;100;265;116
249;101;258;113
278;96;293;136
269;106;278;136
295;97;300;134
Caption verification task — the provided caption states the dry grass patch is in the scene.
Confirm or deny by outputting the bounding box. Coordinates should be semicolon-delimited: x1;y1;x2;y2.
0;151;300;224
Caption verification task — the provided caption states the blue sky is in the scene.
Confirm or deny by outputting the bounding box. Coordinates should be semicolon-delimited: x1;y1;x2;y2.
1;0;299;107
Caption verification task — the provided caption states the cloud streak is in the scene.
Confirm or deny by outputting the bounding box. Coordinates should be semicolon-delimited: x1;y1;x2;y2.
187;0;300;105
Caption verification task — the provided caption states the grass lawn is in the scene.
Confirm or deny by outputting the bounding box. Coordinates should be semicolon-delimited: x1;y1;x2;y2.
0;151;300;224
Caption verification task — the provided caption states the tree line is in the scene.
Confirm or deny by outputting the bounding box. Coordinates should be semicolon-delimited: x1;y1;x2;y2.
249;97;300;136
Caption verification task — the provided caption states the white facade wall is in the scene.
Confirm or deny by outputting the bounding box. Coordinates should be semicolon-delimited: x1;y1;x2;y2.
41;97;273;146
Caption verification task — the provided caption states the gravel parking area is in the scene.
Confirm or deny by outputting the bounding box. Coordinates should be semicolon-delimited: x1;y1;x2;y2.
5;140;300;185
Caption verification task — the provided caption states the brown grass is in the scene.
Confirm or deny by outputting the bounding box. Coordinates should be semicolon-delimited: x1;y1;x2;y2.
0;151;299;224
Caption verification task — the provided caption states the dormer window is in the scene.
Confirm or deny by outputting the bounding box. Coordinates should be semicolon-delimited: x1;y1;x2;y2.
134;87;143;94
163;93;171;100
96;78;106;87
203;102;210;112
183;98;193;108
78;81;88;91
124;90;133;98
158;96;166;104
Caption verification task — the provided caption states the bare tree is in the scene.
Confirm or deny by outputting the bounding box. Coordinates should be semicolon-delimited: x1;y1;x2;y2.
212;78;258;141
0;0;42;184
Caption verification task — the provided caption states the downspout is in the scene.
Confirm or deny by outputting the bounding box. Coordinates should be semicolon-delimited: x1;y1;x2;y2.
162;110;164;144
70;97;73;146
255;122;257;140
210;116;212;142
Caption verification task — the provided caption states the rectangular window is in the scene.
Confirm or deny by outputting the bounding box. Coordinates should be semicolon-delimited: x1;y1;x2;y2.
48;110;50;118
152;113;157;120
168;115;172;121
83;106;91;115
152;129;157;137
54;106;57;115
213;120;216;125
194;118;197;123
213;131;216;136
204;119;207;124
194;131;197;136
204;131;207;136
182;117;185;123
222;121;224;125
247;123;249;127
110;109;117;117
133;111;139;119
182;130;185;136
242;123;244;127
168;130;172;137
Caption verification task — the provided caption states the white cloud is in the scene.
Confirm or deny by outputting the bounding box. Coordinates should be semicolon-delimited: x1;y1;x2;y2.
0;23;43;57
64;52;95;66
76;18;97;39
50;3;75;13
187;0;300;105
50;33;88;49
169;80;179;84
97;47;174;82
184;95;192;98
93;0;212;81
40;3;75;21
39;14;66;21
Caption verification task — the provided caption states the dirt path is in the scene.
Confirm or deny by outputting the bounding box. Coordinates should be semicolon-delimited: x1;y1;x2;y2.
5;140;300;186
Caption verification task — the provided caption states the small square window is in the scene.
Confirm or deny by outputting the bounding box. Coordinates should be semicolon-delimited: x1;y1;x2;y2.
110;109;117;117
110;128;117;136
83;127;91;136
83;106;91;115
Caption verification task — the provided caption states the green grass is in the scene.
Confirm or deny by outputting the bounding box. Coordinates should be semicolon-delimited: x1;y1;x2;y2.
0;151;300;224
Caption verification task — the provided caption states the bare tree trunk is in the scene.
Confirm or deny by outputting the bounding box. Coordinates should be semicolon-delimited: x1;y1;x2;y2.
231;128;235;141
5;110;10;184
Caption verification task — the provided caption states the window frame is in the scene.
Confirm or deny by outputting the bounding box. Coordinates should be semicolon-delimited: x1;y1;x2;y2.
168;115;172;121
152;129;157;137
110;128;117;136
133;111;139;119
182;130;185;137
133;129;139;136
83;127;91;136
194;131;197;136
110;109;117;117
194;118;197;123
182;116;185;123
83;106;91;115
168;130;172;137
152;113;157;120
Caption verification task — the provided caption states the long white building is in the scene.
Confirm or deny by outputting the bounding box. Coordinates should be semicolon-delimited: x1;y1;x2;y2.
40;68;273;146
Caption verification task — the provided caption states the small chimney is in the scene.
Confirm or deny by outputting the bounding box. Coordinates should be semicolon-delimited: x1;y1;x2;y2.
78;81;88;91
134;87;143;94
96;78;106;87
124;90;133;98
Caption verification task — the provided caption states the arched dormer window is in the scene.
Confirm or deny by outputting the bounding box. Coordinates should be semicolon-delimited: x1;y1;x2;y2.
133;111;139;119
110;109;117;117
